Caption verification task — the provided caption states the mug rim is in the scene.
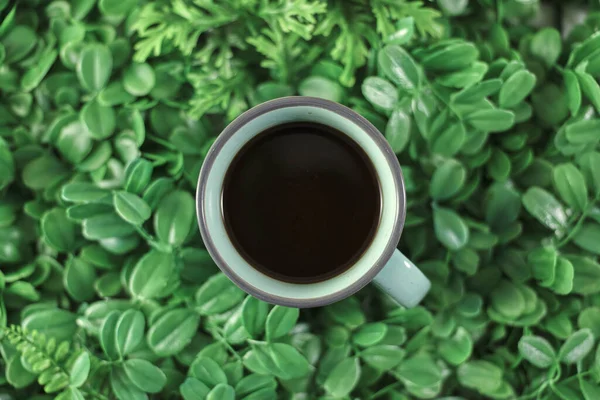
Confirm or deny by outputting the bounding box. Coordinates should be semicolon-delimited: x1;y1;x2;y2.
196;96;406;308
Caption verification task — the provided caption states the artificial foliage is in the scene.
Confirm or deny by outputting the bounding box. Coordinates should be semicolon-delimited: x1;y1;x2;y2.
2;0;600;399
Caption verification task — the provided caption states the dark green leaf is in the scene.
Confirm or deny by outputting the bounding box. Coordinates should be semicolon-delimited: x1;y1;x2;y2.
241;296;269;338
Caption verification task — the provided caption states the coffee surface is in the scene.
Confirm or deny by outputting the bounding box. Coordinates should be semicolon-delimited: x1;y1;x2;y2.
222;122;381;283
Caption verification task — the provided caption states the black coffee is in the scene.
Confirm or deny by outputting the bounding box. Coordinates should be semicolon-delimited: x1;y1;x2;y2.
222;122;381;283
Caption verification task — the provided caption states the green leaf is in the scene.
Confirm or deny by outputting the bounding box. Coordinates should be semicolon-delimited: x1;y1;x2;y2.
552;163;588;211
82;213;136;240
235;374;277;397
113;191;151;226
573;223;600;255
324;358;361;398
154;190;195;247
530;28;561;66
123;359;166;393
353;323;388;347
439;327;473;366
465;109;515;133
378;45;421;91
529;247;557;286
64;257;97;302
491;280;525;319
397;353;442;387
499;70;536;108
124;63;156;96
266;306;299;341
268;343;311;379
180;378;210;400
115;309;145;357
98;0;137;16
298;76;344;103
81;99;116;140
190;357;227;387
69;352;90;388
579;152;600;197
581;380;600;400
457;360;502;393
129;249;175;299
62;182;109;203
577;71;600;113
559;329;595;364
385;109;411;154
147;308;201;357
565;119;600;145
100;311;120;361
41;208;77;252
207;384;235;400
578;308;600;338
518;336;556;368
568;255;600;295
452;79;502;104
241;296;269;338
550;257;574;295
438;0;468;15
124;158;153;195
564;70;582;116
362;77;398;112
430;159;466;201
360;345;404;370
422;42;479;71
110;366;146;400
432;205;469;250
195;274;245;316
384;17;414;45
522;187;568;231
77;44;113;91
23;155;69;190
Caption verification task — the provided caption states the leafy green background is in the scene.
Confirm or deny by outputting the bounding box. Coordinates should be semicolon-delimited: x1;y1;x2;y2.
2;0;600;399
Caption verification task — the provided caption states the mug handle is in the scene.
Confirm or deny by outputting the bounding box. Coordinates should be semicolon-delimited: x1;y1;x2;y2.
372;249;431;308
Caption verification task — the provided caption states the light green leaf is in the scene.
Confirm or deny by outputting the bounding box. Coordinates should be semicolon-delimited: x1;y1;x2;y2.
522;187;567;231
241;296;269;339
195;273;245;315
430;159;466;201
559;329;595;364
115;309;145;357
565;119;600;145
77;44;113;91
362;77;398;112
518;336;556;368
266;306;299;342
154;190;195;247
457;360;502;393
552;163;588;211
378;45;421;91
465;109;515;133
123;359;166;393
353;323;388;347
190;357;227;387
129;249;174;299
113;191;151;226
360;345;404;370
530;28;562;66
148;308;201;357
69;352;90;388
499;70;536;108
433;205;469;250
324;358;361;398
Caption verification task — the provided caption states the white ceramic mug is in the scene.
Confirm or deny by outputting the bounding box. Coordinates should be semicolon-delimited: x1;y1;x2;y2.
196;97;430;308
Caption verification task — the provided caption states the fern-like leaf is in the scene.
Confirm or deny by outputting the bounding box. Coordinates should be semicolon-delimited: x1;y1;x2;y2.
1;325;82;394
132;0;240;61
257;0;327;40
